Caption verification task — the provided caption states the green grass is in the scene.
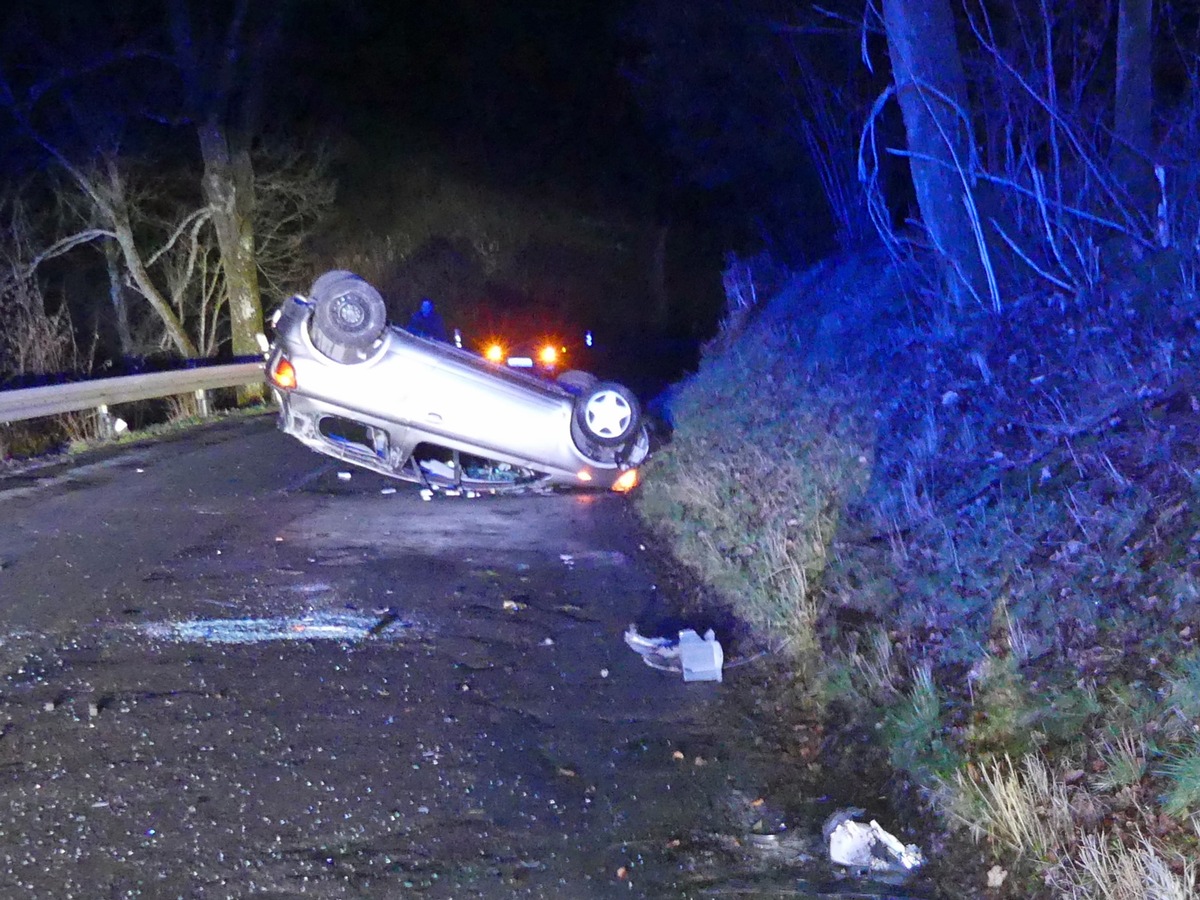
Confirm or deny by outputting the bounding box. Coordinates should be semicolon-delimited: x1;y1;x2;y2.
882;662;964;783
635;310;873;693
1158;737;1200;820
1093;730;1148;792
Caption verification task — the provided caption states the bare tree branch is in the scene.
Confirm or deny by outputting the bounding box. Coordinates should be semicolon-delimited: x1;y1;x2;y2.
143;205;214;269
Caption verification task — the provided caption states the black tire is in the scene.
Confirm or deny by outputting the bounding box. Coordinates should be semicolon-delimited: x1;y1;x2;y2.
308;272;387;363
309;270;360;299
556;369;599;394
573;381;640;447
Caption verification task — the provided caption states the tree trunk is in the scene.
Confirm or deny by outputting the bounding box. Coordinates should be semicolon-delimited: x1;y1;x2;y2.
103;238;133;358
881;0;986;308
199;120;264;402
1114;0;1154;216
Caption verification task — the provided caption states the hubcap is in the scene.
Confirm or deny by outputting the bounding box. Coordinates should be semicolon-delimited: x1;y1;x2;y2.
334;295;366;328
584;390;632;438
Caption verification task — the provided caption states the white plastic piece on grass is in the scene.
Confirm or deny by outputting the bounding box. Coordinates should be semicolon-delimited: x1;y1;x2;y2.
337;471;351;481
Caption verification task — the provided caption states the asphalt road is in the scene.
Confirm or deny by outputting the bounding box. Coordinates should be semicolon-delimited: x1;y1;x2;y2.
0;416;924;899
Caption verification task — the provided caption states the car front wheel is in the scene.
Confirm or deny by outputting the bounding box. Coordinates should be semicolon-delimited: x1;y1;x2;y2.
573;382;640;447
308;272;387;363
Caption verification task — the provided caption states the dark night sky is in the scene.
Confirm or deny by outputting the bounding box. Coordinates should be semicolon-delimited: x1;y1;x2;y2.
0;0;668;203
286;0;669;214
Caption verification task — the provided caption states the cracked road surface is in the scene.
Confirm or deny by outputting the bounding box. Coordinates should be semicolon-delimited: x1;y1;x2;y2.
0;417;918;899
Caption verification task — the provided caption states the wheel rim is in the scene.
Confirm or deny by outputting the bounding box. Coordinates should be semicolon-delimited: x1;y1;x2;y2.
584;390;632;439
334;295;366;329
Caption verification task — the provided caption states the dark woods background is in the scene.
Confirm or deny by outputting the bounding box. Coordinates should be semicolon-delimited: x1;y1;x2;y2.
0;0;1197;404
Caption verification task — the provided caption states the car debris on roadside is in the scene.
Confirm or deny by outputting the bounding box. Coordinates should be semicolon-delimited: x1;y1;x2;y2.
823;808;925;875
624;625;725;682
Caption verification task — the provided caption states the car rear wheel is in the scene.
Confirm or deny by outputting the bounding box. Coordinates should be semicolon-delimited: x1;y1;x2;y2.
309;272;387;363
574;382;640;447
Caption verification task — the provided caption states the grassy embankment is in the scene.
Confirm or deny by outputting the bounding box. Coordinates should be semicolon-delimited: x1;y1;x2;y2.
636;249;1200;897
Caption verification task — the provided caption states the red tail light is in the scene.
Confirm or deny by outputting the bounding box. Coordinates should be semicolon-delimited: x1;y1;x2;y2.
269;356;297;390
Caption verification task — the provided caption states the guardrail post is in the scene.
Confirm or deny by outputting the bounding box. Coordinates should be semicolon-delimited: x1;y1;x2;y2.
194;389;210;418
97;404;114;440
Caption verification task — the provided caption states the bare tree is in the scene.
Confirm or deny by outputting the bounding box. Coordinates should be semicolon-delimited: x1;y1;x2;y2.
1114;0;1155;211
0;195;90;380
169;0;285;399
12;136;202;356
251;144;336;301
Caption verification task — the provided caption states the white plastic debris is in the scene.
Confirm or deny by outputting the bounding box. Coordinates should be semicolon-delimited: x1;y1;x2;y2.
380;487;397;495
824;810;924;874
624;625;680;672
679;629;723;682
337;471;352;481
624;625;724;682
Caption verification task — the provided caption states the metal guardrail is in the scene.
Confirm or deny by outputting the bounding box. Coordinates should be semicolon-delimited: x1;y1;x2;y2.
0;361;266;425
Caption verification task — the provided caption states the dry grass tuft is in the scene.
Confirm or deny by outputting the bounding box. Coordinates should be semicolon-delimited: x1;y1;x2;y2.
848;625;905;704
1048;833;1197;900
938;755;1074;862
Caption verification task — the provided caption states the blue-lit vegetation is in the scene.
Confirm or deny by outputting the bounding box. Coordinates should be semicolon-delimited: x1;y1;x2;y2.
633;1;1200;895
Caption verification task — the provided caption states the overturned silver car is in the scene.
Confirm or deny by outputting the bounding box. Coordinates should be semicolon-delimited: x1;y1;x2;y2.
266;271;648;493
